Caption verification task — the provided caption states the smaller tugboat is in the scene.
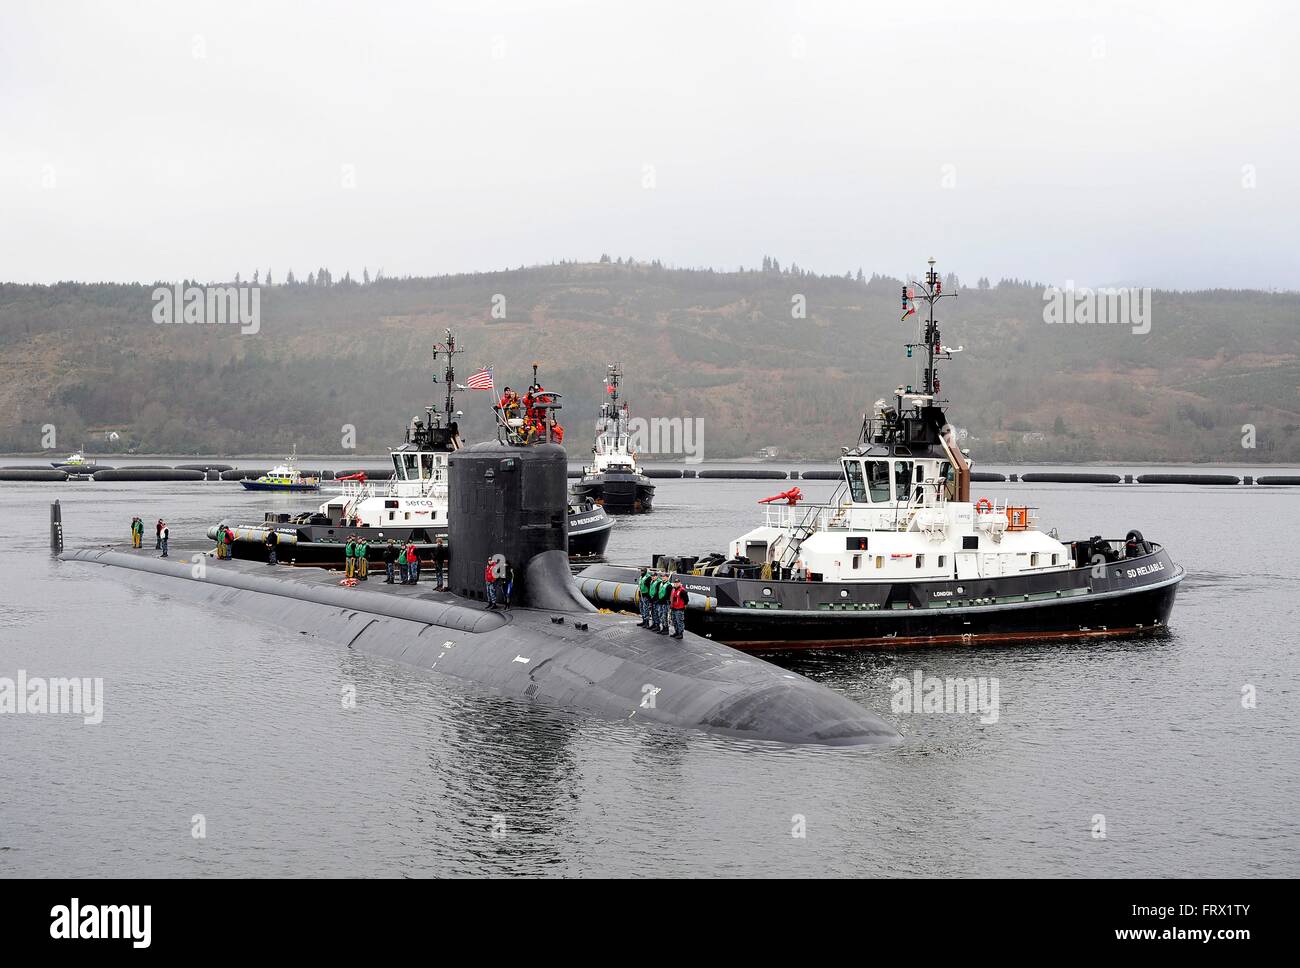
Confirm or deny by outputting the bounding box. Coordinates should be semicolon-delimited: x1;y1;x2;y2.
239;448;320;492
50;452;88;468
576;258;1183;650
570;363;654;513
212;332;612;565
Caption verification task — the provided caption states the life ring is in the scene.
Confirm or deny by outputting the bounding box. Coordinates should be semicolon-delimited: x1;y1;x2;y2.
975;498;993;514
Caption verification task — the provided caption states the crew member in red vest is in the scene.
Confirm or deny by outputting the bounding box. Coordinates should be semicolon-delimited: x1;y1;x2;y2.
484;557;499;608
668;577;689;639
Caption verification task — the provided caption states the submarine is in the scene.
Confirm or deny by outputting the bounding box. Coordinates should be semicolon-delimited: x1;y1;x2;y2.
52;437;899;747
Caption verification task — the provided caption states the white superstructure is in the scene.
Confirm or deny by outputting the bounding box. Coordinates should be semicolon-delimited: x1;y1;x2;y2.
731;411;1073;583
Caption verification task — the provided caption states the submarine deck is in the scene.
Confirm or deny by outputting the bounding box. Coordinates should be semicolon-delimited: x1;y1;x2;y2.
63;540;900;746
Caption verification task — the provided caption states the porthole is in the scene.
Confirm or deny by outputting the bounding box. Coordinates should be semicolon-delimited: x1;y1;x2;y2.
762;587;772;597
839;589;849;599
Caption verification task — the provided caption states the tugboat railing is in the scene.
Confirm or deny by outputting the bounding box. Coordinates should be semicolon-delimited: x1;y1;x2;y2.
340;479;375;520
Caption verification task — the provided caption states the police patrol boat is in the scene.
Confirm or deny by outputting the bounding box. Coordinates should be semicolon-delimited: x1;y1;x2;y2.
569;363;655;512
212;331;612;565
238;447;321;492
576;259;1183;650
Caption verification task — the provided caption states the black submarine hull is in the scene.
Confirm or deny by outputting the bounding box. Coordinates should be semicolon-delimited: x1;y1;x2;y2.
576;546;1183;651
60;547;897;746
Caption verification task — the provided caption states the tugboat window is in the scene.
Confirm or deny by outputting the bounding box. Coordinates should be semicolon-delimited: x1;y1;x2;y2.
893;461;914;501
866;461;891;502
843;460;868;503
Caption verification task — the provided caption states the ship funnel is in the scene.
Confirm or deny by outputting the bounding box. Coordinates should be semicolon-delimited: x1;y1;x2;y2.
447;441;594;611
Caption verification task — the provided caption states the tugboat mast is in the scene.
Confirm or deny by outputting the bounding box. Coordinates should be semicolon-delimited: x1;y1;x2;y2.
903;257;957;401
600;363;626;434
430;328;463;429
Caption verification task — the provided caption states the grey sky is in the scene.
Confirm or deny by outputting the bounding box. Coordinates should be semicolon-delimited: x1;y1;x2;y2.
2;0;1296;289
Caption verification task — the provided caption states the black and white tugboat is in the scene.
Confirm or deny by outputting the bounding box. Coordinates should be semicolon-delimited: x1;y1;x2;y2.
211;331;612;565
569;364;654;513
576;259;1183;650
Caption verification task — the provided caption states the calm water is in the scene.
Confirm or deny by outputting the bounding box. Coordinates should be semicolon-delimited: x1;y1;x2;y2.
1;468;1297;877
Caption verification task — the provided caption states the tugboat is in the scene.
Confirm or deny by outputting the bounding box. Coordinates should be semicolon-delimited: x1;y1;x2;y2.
239;448;321;492
213;331;612;565
569;363;654;513
576;259;1184;650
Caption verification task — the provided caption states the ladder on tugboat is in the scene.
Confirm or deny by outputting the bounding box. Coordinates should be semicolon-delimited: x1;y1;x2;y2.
340;479;374;522
778;481;846;569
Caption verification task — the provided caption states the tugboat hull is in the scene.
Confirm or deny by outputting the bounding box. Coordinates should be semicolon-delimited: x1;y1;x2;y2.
212;504;612;566
577;545;1183;651
571;471;655;512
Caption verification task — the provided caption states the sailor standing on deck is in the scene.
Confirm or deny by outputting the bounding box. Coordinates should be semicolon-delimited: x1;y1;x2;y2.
344;536;356;579
636;567;652;627
499;558;514;609
265;528;278;565
656;571;673;634
356;537;369;581
383;540;398;584
155;519;164;550
158;522;169;558
406;542;420;584
484;557;498;608
669;577;688;639
432;536;449;591
648;570;665;633
646;570;661;631
130;516;143;549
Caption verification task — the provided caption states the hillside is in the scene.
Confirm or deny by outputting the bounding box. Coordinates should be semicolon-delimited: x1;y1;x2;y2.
1;262;1297;461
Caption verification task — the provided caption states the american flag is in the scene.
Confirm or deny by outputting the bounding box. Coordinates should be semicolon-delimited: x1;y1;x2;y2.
466;367;494;390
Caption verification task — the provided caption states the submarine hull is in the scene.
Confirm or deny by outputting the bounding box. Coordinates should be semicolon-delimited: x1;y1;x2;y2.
61;548;897;746
52;441;899;745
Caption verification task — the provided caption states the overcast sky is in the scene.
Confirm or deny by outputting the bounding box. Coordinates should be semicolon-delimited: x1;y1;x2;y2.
1;0;1296;289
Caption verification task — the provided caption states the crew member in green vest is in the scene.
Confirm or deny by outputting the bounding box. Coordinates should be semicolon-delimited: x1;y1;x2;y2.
650;566;670;634
657;571;673;634
356;538;369;580
636;567;653;627
345;536;356;579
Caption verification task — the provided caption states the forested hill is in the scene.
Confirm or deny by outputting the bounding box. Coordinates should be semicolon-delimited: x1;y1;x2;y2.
1;261;1297;461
